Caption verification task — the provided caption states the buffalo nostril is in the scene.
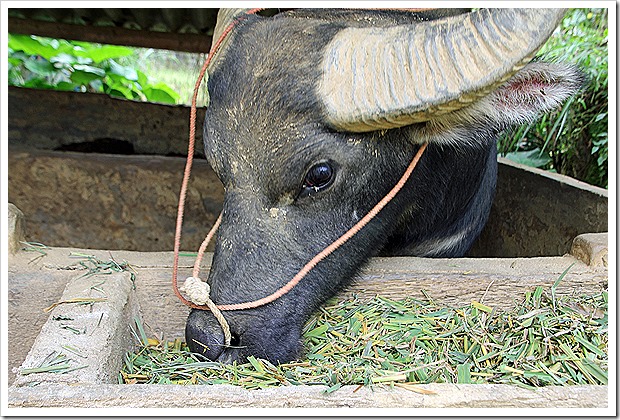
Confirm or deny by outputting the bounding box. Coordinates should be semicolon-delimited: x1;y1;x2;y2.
230;332;241;347
185;309;226;361
216;332;243;364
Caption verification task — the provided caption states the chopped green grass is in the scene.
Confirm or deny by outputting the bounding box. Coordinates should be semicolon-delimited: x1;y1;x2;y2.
20;351;88;376
68;252;136;281
121;283;607;390
20;241;50;254
21;241;50;264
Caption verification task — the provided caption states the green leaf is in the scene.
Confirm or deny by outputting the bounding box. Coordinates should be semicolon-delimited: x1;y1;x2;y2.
107;59;138;81
73;64;106;76
22;79;54;89
573;334;607;358
552;263;575;291
71;69;105;85
247;356;265;372
107;86;132;99
306;324;329;338
142;84;179;104
106;72;132;86
523;370;554;385
136;70;150;88
55;81;79;92
471;301;493;313
579;358;608;384
70;65;106;85
8;69;24;86
8;34;60;60
50;53;92;66
504;149;552;168
457;363;472;384
324;382;342;394
104;75;135;99
595;113;607;122
134;317;149;347
74;44;134;63
23;58;56;77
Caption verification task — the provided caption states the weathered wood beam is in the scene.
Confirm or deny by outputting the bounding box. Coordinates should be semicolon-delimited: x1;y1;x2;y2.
8;17;212;53
8;86;204;157
8;150;222;252
469;158;608;258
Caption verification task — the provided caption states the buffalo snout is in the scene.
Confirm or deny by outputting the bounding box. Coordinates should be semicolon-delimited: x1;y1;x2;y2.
185;309;230;362
185;307;303;364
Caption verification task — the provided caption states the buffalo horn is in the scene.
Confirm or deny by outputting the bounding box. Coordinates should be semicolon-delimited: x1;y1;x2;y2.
318;8;567;132
209;7;254;65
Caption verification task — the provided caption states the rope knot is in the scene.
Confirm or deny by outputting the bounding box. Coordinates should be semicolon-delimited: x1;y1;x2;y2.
182;277;211;306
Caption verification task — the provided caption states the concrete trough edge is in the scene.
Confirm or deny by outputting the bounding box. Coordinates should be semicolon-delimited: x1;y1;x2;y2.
12;271;138;387
7;383;608;409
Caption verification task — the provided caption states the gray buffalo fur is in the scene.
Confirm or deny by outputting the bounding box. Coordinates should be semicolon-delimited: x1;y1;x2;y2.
185;9;584;364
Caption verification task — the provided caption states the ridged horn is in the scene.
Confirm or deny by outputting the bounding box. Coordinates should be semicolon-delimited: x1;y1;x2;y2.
208;7;254;65
212;8;252;45
318;8;567;132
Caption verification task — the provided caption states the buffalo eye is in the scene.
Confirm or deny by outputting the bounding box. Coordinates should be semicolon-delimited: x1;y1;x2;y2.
300;161;335;197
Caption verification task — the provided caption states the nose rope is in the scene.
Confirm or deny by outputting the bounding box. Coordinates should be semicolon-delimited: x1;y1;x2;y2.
172;8;264;347
184;143;428;312
172;8;428;348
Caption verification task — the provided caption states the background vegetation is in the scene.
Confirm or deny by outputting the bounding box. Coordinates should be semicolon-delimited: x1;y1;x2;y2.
7;8;608;187
497;8;608;188
8;34;181;104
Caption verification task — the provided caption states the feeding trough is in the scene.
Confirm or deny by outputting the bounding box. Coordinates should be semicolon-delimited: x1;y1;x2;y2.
6;197;609;410
6;61;610;413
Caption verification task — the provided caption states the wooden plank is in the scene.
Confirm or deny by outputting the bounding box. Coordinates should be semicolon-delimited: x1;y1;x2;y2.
134;253;607;340
8;150;222;252
9;248;608;344
8;17;213;53
343;256;608;309
8;86;204;156
468;158;608;258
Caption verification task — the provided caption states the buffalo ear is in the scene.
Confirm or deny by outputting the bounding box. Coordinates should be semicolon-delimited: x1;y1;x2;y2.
446;62;585;126
462;61;586;126
412;62;585;145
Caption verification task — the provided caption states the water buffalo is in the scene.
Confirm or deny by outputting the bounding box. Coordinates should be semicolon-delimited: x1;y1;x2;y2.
185;8;583;364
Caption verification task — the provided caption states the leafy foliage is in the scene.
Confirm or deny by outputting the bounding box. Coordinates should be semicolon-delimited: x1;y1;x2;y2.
498;8;608;188
8;34;180;104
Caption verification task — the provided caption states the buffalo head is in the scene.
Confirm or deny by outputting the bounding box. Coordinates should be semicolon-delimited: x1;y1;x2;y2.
185;8;583;363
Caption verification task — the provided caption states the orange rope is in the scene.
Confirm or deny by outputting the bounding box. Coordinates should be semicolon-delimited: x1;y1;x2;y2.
175;143;428;312
172;9;263;311
172;7;428;314
215;143;427;311
192;214;222;279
